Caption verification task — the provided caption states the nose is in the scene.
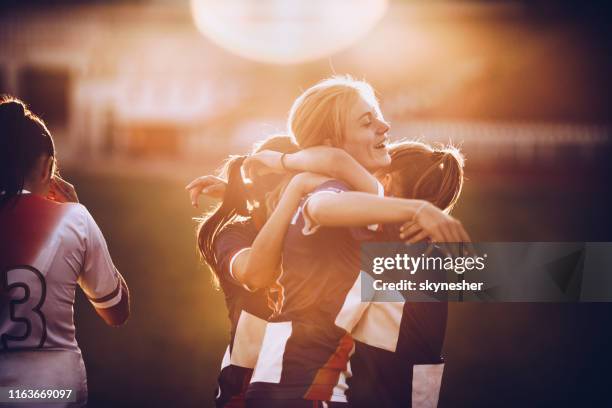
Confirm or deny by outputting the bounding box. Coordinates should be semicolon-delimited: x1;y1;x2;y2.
376;118;390;134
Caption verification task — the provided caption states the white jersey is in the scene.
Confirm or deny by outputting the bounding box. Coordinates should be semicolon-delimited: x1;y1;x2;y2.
0;192;123;406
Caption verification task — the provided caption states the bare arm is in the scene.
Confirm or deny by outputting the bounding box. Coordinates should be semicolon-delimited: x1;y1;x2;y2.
232;173;331;290
306;192;421;227
233;179;470;290
245;147;379;194
306;192;471;244
284;147;379;194
94;274;130;326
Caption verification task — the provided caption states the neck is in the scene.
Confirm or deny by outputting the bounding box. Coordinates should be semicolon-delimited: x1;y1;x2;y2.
23;181;46;196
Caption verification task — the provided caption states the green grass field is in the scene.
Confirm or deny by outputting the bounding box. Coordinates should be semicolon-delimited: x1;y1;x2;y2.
67;171;227;407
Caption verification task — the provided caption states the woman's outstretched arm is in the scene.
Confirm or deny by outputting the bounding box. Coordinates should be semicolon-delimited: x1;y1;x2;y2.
235;179;469;290
304;191;471;244
246;147;380;194
186;146;379;208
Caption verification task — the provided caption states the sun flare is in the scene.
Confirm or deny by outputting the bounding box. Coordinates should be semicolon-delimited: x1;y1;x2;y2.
190;0;388;64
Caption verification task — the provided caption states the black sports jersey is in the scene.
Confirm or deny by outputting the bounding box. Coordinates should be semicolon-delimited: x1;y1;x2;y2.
213;220;272;408
348;225;448;408
348;302;447;408
247;180;379;403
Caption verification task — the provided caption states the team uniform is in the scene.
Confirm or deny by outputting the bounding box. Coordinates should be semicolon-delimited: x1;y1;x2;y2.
245;180;447;407
213;220;273;408
0;192;125;407
247;180;384;406
347;227;448;407
348;302;446;408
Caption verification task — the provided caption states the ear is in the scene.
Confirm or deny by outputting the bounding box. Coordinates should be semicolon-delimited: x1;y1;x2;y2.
39;155;54;184
381;173;393;193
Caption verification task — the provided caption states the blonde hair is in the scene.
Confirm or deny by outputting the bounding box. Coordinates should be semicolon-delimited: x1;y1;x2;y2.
387;141;465;213
288;75;380;148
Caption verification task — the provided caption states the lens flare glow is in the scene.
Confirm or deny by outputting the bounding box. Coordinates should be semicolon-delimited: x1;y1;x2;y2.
190;0;388;64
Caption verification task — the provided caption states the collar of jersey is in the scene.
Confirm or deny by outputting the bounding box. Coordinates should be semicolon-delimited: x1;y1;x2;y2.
0;189;31;194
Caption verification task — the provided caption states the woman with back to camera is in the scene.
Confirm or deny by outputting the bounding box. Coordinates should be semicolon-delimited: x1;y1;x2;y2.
192;134;334;408
0;97;130;407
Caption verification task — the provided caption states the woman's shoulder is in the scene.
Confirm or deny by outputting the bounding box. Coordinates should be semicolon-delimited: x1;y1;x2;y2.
218;218;258;240
312;178;351;193
61;201;92;219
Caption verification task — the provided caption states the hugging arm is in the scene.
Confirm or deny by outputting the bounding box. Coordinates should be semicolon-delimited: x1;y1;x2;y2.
230;173;331;290
237;181;469;291
247;147;380;194
305;192;470;244
186;146;379;208
284;147;380;194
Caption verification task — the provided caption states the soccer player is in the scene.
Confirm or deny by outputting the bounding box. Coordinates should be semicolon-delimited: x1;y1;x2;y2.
245;77;466;408
245;140;465;407
192;135;331;408
241;142;464;408
0;97;130;407
346;142;465;408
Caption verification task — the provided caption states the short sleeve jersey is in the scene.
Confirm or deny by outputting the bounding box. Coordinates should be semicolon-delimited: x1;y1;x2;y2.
248;180;379;403
212;220;272;407
213;220;272;340
0;193;122;352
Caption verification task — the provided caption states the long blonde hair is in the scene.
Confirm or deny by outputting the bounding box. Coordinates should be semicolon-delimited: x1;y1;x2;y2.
261;76;382;216
288;75;381;148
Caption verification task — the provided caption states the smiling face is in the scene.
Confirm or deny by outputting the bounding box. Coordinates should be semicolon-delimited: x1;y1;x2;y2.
340;94;391;173
288;76;392;173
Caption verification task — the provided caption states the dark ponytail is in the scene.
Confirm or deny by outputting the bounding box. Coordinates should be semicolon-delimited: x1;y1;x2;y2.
0;96;55;207
197;155;250;286
196;134;299;287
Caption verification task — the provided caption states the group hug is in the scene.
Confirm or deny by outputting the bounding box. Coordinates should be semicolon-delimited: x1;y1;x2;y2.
0;75;471;408
187;75;471;408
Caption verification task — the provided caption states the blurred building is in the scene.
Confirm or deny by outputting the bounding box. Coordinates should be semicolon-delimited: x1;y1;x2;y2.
0;2;253;162
0;0;610;180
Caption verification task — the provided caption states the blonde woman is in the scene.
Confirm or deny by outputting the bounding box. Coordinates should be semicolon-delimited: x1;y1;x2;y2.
189;76;469;407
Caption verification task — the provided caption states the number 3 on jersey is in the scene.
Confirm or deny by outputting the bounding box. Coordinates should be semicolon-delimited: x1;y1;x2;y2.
1;265;47;350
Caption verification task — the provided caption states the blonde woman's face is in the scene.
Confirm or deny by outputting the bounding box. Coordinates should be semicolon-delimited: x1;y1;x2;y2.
341;95;391;173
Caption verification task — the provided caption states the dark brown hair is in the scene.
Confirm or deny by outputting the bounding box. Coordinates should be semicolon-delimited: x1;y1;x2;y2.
196;135;299;287
0;95;56;207
387;141;464;212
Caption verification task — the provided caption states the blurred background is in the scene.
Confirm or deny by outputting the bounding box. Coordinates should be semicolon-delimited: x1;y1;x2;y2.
1;0;611;406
